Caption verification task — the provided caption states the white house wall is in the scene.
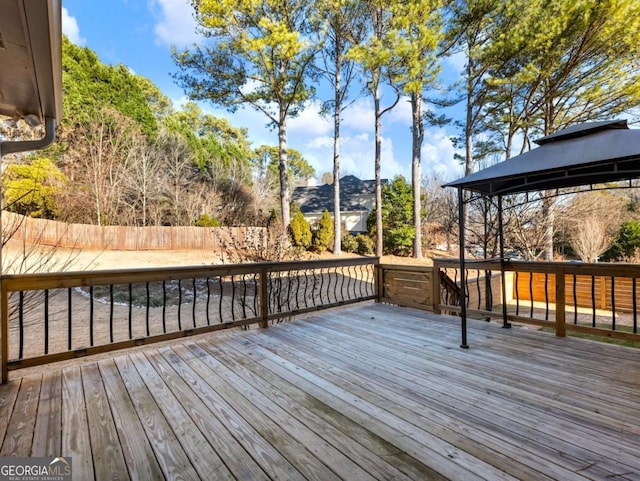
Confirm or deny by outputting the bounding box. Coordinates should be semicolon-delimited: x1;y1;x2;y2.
303;211;369;234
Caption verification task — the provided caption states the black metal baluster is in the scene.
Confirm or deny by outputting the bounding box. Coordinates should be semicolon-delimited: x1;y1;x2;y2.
128;283;133;339
162;280;167;333
319;268;325;306
345;266;352;302
89;286;94;346
277;276;284;313
476;269;481;309
487;269;493;311
68;288;72;350
330;267;337;303
109;284;114;343
294;271;301;310
253;274;259;316
177;279;183;330
340;266;346;303
241;275;248;319
591;275;596;327
573;274;578;324
218;277;224;323
633;278;637;333
192;278;198;327
230;275;236;322
515;272;520;316
206;277;211;325
611;276;616;331
529;272;534;318
311;269;318;307
358;265;365;299
465;269;470;308
146;282;151;337
285;270;293;312
44;290;49;354
544;273;549;321
19;292;24;359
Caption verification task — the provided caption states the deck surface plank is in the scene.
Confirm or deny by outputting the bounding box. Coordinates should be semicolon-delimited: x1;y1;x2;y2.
2;302;640;481
97;358;165;480
0;375;40;456
81;363;130;481
264;316;631;480
31;370;62;457
61;366;94;480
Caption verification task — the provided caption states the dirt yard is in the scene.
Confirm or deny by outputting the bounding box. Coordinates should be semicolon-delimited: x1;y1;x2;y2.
3;238;439;272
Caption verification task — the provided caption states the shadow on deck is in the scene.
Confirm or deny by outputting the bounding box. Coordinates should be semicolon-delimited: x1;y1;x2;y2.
1;303;639;480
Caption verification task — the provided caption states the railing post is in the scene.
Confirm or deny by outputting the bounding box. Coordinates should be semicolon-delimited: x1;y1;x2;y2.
555;267;566;337
432;264;441;314
259;267;269;328
1;280;8;383
375;264;383;303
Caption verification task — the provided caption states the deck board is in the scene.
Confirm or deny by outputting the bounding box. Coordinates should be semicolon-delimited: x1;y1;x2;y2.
1;302;639;480
32;370;62;457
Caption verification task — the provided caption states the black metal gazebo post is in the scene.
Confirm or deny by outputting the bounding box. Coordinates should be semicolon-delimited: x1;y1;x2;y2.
458;187;468;348
497;195;511;329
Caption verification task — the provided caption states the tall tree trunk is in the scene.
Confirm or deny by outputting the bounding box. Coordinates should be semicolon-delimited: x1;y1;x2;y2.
278;112;290;235
333;50;342;255
411;92;423;258
374;79;383;257
541;96;555;260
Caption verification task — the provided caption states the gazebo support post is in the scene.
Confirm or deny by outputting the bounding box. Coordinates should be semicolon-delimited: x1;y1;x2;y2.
458;187;468;348
497;195;511;329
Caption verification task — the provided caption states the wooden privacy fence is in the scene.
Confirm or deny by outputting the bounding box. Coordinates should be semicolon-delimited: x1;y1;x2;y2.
2;211;263;251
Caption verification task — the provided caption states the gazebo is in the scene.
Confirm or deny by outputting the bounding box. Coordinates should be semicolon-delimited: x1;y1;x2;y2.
445;119;640;347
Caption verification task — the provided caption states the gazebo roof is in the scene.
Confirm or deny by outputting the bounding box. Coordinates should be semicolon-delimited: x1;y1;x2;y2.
445;119;640;196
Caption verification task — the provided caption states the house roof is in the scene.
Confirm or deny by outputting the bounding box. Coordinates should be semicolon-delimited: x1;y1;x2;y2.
292;175;384;214
445;119;640;196
0;0;61;155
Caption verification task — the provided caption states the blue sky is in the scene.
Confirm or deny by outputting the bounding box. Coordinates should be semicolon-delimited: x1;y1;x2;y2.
61;0;465;183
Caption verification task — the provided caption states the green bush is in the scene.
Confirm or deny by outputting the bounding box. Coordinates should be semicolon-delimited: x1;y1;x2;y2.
341;234;358;253
604;219;640;260
312;209;333;252
195;213;220;227
355;234;374;255
2;157;66;219
385;226;415;256
289;211;312;248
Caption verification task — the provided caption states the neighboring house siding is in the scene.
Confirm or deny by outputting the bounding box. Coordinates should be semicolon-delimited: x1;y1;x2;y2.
292;175;385;234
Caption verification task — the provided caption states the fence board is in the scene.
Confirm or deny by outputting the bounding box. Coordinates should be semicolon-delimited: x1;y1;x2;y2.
515;272;640;313
2;212;261;252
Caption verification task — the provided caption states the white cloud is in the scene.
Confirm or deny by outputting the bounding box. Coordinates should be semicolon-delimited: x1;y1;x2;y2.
444;51;466;77
151;0;201;48
341;99;374;132
288;101;332;138
421;128;463;179
61;7;86;46
386;96;412;127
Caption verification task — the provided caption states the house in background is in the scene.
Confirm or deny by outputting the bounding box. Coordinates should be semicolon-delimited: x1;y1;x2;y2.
292;175;386;234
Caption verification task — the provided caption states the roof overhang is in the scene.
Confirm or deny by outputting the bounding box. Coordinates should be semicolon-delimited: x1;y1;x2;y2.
0;0;62;124
445;120;640;196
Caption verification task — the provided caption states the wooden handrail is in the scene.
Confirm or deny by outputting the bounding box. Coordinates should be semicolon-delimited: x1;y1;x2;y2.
1;257;380;382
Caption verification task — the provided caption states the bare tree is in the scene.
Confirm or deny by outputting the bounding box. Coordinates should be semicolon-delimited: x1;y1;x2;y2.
422;172;459;251
62;107;140;225
563;191;626;262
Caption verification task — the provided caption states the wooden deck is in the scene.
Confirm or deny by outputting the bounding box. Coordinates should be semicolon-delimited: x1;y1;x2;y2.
1;302;639;480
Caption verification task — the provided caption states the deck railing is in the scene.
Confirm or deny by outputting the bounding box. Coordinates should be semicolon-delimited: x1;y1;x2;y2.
1;257;378;382
432;258;640;342
378;259;640;344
